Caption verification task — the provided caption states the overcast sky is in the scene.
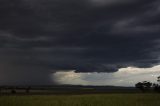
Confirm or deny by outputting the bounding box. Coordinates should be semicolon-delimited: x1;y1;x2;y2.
0;0;160;86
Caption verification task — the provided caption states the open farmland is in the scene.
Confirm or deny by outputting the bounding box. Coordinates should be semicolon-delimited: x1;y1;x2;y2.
0;94;160;106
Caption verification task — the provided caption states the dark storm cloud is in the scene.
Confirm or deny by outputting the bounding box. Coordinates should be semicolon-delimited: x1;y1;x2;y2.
0;0;160;85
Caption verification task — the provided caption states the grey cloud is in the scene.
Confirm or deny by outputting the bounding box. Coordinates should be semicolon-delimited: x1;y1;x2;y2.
0;0;160;85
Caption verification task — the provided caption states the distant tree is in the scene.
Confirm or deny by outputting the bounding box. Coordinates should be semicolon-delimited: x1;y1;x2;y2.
26;86;31;93
153;83;159;92
135;82;144;91
153;76;160;92
11;89;16;94
135;81;152;92
143;81;152;89
157;76;160;84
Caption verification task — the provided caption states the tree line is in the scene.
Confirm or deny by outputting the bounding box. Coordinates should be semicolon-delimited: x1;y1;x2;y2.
135;76;160;92
0;86;31;94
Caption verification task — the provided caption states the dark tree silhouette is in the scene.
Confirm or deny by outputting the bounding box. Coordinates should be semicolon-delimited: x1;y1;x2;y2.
153;83;159;92
136;76;160;93
143;81;152;89
153;76;160;92
135;81;152;92
157;76;160;84
135;82;144;91
26;86;31;93
11;89;16;94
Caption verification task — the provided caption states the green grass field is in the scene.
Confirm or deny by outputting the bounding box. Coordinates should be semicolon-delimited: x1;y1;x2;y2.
0;94;160;106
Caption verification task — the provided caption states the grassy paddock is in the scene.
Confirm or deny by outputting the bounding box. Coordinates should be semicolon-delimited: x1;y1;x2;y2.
0;94;160;106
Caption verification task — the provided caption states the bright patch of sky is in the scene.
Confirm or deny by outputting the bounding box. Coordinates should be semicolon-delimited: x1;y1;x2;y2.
53;65;160;86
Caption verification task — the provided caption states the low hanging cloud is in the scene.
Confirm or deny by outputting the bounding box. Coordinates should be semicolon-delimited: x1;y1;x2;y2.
0;0;160;85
